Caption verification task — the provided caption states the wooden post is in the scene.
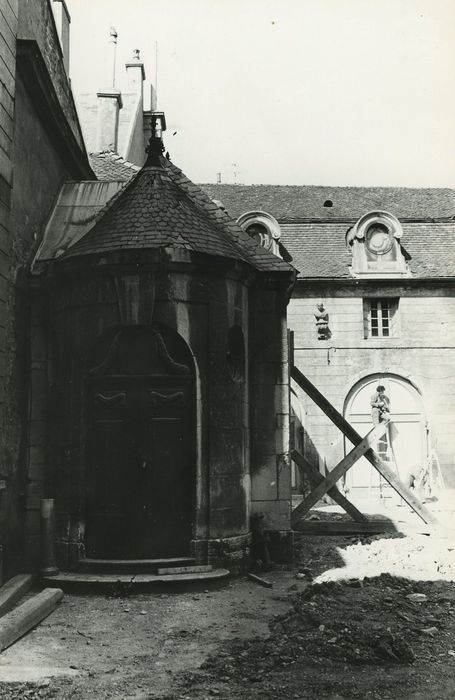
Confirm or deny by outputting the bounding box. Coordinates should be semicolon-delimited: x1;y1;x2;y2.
0;574;34;618
0;588;63;652
291;424;386;526
40;499;59;576
291;450;368;523
291;366;438;525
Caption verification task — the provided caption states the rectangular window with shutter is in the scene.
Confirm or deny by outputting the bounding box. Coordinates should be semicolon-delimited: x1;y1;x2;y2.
363;298;399;338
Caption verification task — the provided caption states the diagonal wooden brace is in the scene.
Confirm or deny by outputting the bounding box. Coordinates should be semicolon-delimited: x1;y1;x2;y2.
291;424;387;526
291;450;368;523
291;365;438;525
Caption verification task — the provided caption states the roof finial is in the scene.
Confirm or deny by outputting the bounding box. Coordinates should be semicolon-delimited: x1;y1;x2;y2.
145;112;167;166
109;27;118;87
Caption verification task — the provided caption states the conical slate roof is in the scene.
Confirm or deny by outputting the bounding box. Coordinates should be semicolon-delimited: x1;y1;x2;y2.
62;151;292;273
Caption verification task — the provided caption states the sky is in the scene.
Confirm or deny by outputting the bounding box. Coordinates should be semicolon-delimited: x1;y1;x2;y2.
68;0;455;187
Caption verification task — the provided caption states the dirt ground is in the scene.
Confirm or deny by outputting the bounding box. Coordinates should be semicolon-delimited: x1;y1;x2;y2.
1;505;455;699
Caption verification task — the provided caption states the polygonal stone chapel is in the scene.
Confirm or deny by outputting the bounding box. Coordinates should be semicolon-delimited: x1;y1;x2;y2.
31;117;295;574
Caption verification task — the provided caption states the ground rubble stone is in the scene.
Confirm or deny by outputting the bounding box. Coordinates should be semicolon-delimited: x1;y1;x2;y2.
193;572;454;693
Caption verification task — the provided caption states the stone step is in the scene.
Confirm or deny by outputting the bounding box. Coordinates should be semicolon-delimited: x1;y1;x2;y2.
42;568;230;593
78;557;195;574
157;564;213;575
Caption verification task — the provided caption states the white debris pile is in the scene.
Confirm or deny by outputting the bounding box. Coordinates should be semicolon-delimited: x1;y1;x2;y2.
316;532;455;583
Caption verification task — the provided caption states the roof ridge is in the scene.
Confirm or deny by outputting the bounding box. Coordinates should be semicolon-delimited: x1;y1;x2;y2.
198;183;455;191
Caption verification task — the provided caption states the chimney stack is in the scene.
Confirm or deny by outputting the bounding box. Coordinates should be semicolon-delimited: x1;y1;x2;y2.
96;27;122;152
125;49;146;95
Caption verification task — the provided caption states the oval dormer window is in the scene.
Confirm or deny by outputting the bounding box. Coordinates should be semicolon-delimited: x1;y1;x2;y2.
365;223;394;255
236;211;282;258
246;222;270;248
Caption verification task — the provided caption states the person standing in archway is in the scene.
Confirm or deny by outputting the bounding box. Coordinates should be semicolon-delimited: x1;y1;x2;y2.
370;385;391;425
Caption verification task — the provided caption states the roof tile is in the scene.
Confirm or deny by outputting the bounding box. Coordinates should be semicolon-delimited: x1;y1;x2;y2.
64;155;293;273
200;184;455;221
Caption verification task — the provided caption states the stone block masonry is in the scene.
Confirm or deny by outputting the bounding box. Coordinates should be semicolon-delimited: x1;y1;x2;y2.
289;284;455;489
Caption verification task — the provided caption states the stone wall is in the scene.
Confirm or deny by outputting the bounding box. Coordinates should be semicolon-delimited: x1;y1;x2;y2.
0;0;91;577
249;284;291;534
288;282;455;488
17;0;84;150
0;0;18;579
31;254;256;571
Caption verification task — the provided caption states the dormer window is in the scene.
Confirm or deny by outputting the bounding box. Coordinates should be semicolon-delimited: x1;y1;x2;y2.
237;211;282;257
347;211;410;278
365;223;394;256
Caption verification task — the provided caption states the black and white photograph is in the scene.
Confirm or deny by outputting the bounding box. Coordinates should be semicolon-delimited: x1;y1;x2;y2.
0;0;454;698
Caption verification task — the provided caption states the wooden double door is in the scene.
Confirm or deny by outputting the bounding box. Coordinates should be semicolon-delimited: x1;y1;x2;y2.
85;374;193;559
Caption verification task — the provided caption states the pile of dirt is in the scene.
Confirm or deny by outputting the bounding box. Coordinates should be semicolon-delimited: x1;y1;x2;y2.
0;681;56;700
197;574;455;684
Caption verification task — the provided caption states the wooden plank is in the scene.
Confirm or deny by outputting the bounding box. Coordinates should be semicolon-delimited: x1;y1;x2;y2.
0;588;63;652
291;365;438;525
0;29;15;74
0;145;12;186
0;85;14;122
291;450;367;523
0;103;14;141
0;5;19;38
0;13;16;51
0;574;33;618
291;424;387;526
0;52;15;99
293;520;399;535
247;573;273;588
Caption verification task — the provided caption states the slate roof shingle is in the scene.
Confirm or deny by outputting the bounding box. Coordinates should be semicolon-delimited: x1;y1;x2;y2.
63;155;293;273
89;151;140;181
282;222;455;279
200;184;455;222
86;152;455;280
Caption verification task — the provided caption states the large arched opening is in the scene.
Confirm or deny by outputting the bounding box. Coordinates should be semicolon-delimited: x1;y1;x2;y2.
343;373;427;500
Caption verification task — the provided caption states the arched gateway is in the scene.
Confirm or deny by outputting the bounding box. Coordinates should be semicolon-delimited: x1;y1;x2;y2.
344;373;427;498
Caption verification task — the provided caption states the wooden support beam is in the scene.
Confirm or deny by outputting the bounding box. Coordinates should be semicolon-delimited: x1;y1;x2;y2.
293;520;399;535
291;365;438;525
291;450;368;523
291;424;386;526
247;573;273;588
0;587;63;652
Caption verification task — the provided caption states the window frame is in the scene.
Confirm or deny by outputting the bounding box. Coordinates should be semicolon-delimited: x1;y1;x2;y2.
363;297;399;339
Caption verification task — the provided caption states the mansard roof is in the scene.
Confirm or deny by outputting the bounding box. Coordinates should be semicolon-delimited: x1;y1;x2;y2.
281;221;455;280
200;184;455;222
61;154;292;273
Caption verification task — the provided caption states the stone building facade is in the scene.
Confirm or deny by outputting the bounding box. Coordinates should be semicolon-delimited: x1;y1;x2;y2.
202;185;455;501
0;8;296;579
0;0;93;577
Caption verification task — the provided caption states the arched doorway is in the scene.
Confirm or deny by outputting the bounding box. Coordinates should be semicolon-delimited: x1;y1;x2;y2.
84;325;195;558
344;374;427;499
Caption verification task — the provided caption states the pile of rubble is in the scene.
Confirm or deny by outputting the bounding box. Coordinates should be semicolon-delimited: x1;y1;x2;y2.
199;573;455;684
